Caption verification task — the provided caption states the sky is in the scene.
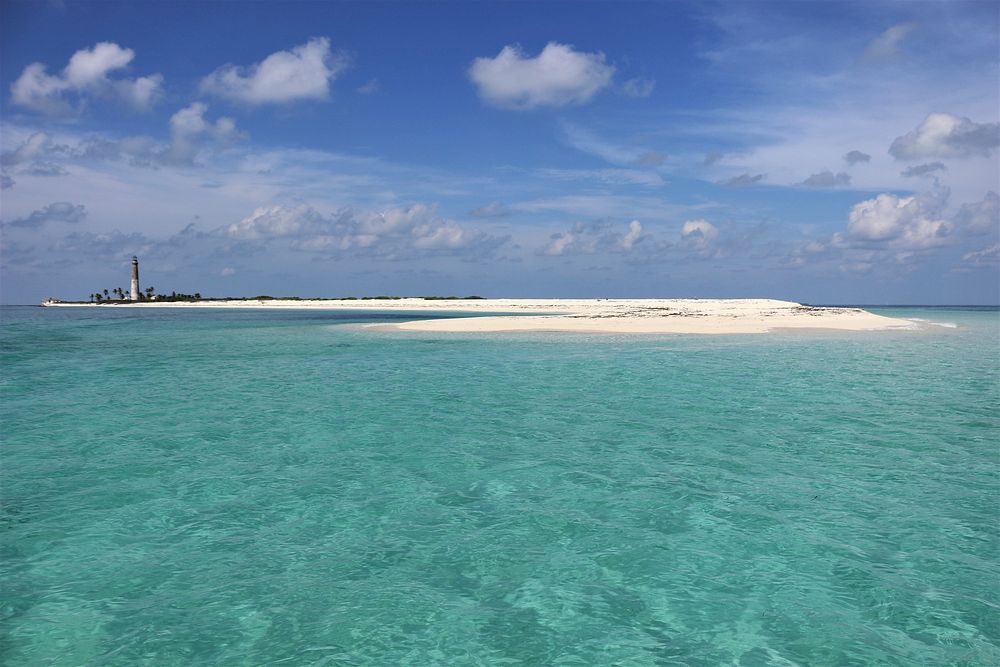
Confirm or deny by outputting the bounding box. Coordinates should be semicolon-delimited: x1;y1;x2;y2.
1;1;998;304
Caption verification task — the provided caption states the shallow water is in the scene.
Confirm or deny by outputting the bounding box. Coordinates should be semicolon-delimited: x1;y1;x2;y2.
2;305;998;665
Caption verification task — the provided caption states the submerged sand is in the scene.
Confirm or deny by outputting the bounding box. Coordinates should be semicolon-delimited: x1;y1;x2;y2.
46;298;914;334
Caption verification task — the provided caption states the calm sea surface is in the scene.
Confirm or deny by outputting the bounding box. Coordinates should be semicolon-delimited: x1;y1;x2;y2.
1;305;998;665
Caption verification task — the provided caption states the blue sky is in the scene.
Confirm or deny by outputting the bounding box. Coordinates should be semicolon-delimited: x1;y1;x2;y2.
1;1;998;304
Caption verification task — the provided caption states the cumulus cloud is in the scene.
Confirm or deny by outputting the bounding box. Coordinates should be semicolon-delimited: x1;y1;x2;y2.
10;42;162;115
621;220;643;250
468;42;615;109
889;113;1000;160
838;192;948;250
717;173;765;187
621;77;655;98
468;202;509;218
227;203;507;259
168;103;243;164
703;152;725;166
200;38;348;105
5;202;87;229
955;191;999;234
800;170;851;187
221;267;236;277
540;219;643;256
680;219;719;250
863;22;915;61
901;162;946;178
843;150;871;165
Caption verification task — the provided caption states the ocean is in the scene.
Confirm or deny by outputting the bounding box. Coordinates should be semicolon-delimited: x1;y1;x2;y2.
1;305;997;665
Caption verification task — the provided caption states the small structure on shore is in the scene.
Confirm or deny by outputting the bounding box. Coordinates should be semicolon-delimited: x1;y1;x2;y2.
130;256;140;301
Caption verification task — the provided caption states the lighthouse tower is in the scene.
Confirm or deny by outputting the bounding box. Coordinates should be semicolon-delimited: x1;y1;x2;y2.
130;256;140;301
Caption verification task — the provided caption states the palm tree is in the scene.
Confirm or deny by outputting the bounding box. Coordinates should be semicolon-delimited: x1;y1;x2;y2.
103;289;109;299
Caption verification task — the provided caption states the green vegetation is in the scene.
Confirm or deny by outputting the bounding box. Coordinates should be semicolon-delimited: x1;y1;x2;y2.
74;291;487;304
421;295;485;300
87;286;201;303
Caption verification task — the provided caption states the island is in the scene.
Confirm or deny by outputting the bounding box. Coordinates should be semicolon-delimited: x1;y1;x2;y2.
42;297;915;335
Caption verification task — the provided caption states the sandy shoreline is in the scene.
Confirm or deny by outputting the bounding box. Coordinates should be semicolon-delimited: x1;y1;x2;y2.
44;297;915;334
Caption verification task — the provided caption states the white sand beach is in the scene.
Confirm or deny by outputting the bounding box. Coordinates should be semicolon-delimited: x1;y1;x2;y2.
47;298;914;334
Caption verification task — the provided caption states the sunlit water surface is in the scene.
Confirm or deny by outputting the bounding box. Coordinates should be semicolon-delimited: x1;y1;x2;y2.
2;305;998;665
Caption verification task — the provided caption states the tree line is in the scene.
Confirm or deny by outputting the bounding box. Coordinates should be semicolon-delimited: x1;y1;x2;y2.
90;287;202;302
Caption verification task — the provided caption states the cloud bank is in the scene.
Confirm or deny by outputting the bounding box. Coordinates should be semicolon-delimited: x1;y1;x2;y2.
227;203;508;259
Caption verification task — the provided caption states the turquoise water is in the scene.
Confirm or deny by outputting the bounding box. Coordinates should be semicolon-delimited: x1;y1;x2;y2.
2;305;998;666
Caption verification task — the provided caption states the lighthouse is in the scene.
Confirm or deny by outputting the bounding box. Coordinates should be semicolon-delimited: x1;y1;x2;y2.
130;256;140;301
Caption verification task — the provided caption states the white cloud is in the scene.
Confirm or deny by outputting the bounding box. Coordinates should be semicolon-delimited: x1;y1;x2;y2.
889;113;1000;160
118;75;164;109
839;192;948;250
221;267;236;277
168;103;243;164
962;243;999;265
64;42;134;87
541;219;643;256
10;42;162;114
200;38;348;105
622;77;655;98
468;42;615;109
621;220;642;250
10;64;69;115
680;219;719;249
863;22;915;61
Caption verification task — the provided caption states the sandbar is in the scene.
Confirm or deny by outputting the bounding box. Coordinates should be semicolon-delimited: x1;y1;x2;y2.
45;298;915;335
